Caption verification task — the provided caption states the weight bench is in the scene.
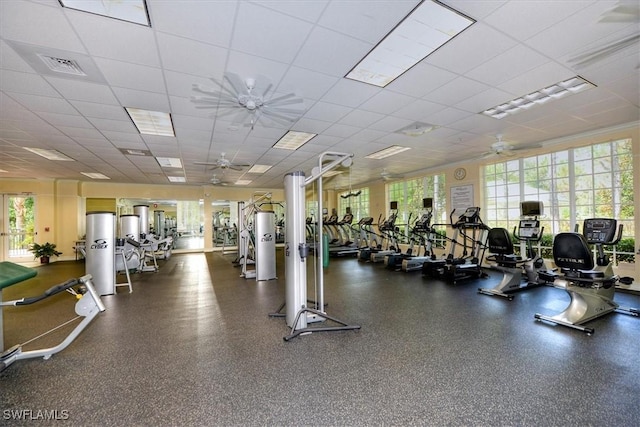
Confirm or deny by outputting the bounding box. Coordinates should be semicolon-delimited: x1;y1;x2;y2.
0;261;105;372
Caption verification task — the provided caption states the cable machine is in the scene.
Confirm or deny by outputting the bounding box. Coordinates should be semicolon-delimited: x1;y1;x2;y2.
275;151;361;341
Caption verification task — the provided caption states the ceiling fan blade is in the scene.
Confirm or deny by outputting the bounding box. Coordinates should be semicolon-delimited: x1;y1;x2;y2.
267;92;299;104
231;109;252;126
262;109;298;122
224;72;248;96
260;82;273;98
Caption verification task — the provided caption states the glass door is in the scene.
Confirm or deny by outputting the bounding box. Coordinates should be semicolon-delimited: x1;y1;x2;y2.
1;195;36;262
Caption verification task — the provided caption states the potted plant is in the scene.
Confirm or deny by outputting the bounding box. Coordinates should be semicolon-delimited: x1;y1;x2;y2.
30;242;62;264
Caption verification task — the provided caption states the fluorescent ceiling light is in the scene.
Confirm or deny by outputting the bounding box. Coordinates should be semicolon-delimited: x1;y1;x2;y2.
119;148;152;157
235;180;252;186
167;176;186;183
156;157;182;168
59;0;151;26
23;147;74;161
125;107;175;137
273;131;317;150
346;0;474;87
481;76;596;119
365;145;411;159
81;172;110;180
0;169;8;173
247;164;272;173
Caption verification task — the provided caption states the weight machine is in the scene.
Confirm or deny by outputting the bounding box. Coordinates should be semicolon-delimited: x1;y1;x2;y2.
271;152;360;341
1;262;105;372
534;218;639;334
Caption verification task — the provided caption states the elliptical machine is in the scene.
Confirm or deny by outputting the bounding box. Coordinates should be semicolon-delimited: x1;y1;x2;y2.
423;207;489;284
534;218;639;334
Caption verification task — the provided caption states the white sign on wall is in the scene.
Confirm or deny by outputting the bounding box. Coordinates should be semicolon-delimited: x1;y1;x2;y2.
450;184;474;215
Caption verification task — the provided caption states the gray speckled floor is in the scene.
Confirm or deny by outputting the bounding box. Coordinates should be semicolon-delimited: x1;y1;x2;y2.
1;251;639;426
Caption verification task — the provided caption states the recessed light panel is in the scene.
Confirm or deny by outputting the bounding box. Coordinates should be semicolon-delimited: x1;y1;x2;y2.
273;131;317;150
23;147;74;161
125;108;175;137
81;172;110;179
167;176;186;183
481;76;596;119
346;0;474;87
365;145;411;160
156;157;182;168
235;180;252;186
59;0;151;26
247;165;272;173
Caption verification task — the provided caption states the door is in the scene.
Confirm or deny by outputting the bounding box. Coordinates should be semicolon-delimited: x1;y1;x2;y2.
1;195;36;262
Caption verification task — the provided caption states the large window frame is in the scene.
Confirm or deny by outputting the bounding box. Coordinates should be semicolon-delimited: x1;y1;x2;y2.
484;138;635;264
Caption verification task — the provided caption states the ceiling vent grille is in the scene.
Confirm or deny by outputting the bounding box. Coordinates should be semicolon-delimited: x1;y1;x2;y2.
37;54;87;76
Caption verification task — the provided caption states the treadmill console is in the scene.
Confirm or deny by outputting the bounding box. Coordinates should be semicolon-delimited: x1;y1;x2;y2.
413;212;432;231
458;207;481;224
583;218;617;244
518;219;540;239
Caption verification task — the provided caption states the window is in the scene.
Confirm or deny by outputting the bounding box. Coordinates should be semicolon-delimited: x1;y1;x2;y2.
337;187;370;222
484;138;635;264
387;173;446;228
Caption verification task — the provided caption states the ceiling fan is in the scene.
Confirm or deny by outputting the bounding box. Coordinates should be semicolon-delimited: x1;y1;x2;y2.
569;2;640;69
191;72;305;129
481;135;540;159
210;174;230;186
380;168;404;181
194;153;250;171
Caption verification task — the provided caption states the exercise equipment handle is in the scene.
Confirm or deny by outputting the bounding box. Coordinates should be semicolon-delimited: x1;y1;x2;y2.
13;279;79;306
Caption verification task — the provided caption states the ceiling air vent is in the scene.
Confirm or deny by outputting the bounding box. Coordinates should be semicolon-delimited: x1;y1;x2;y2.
37;54;87;76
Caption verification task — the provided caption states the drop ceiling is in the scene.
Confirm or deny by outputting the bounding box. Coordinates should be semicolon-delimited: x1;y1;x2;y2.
0;0;638;190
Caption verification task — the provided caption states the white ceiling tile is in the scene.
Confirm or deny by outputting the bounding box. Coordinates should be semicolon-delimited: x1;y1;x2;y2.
339;109;385;128
67;12;160;67
69;101;129;120
0;1;85;52
387;63;458;98
225;51;291;85
279;66;340;101
36;112;92;128
319;0;419;42
443;1;507;20
57;126;105;139
150;0;236;46
369;116;413;133
294;26;372;77
426;23;517;75
253;0;329;23
157;33;228;77
94;58;165;93
303;101;352;123
425;76;489;106
484;0;594;41
390;99;443;122
112;87;170;112
525;1;633;59
232;2;314;64
0;69;59;97
466;45;548;87
0;40;37;73
8;93;76;114
320;79;380;108
359;91;416;115
45;76;119;104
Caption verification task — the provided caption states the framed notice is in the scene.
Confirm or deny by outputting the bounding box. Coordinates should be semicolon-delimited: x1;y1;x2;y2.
450;184;474;214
